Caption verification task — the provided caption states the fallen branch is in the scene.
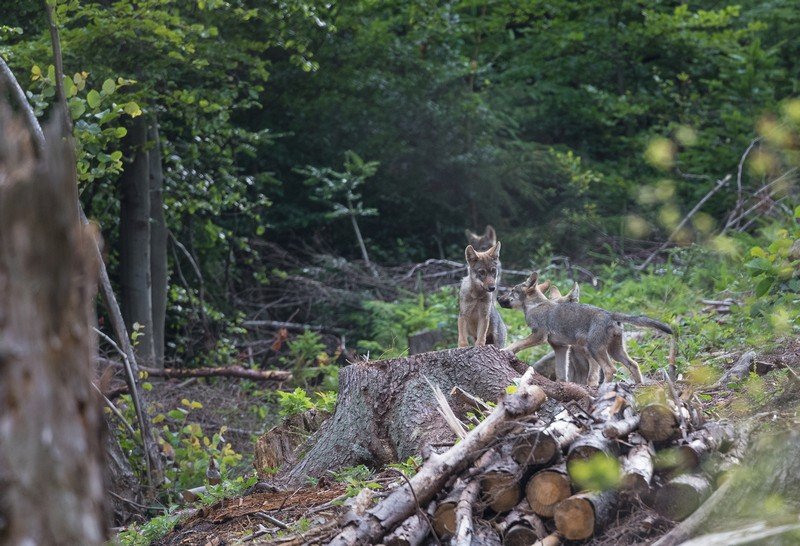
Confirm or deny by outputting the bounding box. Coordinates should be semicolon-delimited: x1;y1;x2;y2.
99;357;292;383
242;319;343;334
714;351;756;388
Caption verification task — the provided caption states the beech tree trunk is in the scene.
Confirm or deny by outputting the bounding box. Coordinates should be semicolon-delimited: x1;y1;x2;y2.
284;346;527;485
148;119;167;369
120;115;156;367
0;113;107;544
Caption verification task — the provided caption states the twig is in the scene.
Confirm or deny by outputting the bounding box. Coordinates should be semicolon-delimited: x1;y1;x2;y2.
92;382;137;440
254;512;290;529
726;137;761;230
638;174;731;270
44;1;73;134
722;168;797;232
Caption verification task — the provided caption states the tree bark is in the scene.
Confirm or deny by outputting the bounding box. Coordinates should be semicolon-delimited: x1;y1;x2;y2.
120;115;156;368
0;114;107;544
148;119;168;369
284;346;528;485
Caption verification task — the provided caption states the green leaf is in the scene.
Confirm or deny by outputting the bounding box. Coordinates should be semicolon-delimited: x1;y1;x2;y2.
123;101;142;117
68;98;86;120
167;409;187;420
101;78;116;95
114;127;127;138
86;89;101;109
755;277;774;297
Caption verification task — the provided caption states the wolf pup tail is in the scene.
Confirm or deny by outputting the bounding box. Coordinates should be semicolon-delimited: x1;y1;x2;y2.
612;313;673;335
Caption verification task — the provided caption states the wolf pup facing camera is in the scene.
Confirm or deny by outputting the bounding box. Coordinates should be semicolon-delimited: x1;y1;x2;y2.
458;242;507;348
498;272;672;385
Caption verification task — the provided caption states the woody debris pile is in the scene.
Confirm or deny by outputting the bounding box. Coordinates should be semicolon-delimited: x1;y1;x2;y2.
329;369;740;545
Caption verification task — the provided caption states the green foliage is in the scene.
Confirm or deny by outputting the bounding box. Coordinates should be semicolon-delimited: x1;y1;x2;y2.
299;150;380;221
156;403;243;493
329;464;381;498
357;287;458;358
279;330;339;389
568;453;621;491
276;387;337;417
116;509;183;546
387;455;422;478
745;207;800;297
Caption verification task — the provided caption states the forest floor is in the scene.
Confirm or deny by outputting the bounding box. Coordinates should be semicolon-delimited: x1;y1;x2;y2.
149;337;800;546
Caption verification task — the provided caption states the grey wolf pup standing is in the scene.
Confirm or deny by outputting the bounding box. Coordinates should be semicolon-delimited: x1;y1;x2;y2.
458;242;507;347
498;272;672;385
465;225;497;252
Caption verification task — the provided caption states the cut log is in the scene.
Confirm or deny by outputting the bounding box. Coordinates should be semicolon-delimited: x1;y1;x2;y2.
567;428;620;470
512;412;583;466
474;521;503;546
621;443;654;498
639;402;681;443
480;457;522;514
653;474;712;521
525;463;572;518
329;367;546;545
532;533;561;546
454;480;481;545
590;382;635;421
285;346;527;484
383;502;435;546
553;490;618;541
497;501;547;546
677;421;736;470
603;414;640;439
432;482;463;539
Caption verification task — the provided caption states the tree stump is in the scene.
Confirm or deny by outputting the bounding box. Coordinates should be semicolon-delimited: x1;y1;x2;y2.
0;111;107;544
284;346;527;484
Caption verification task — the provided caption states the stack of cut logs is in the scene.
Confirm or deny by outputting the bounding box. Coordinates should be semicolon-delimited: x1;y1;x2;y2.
387;381;737;545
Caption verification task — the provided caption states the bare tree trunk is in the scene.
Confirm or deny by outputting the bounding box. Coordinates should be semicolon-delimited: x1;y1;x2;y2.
148;119;167;369
0;111;107;544
120;115;156;367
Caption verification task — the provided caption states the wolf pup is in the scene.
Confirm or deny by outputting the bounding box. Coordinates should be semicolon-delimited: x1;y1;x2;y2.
498;272;672;385
465;225;497;252
458;242;507;347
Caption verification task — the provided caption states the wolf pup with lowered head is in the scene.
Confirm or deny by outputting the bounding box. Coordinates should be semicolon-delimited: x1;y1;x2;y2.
498;272;672;385
458;242;507;348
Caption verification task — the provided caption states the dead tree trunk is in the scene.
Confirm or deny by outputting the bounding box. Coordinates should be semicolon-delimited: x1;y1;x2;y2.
147;119;167;369
120;115;156;368
0;112;107;544
284;346;527;485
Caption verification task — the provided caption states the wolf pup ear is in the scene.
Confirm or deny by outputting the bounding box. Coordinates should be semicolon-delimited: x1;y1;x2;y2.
465;228;477;241
485;225;496;241
526;271;539;286
465;245;478;264
548;285;562;299
488;241;501;258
